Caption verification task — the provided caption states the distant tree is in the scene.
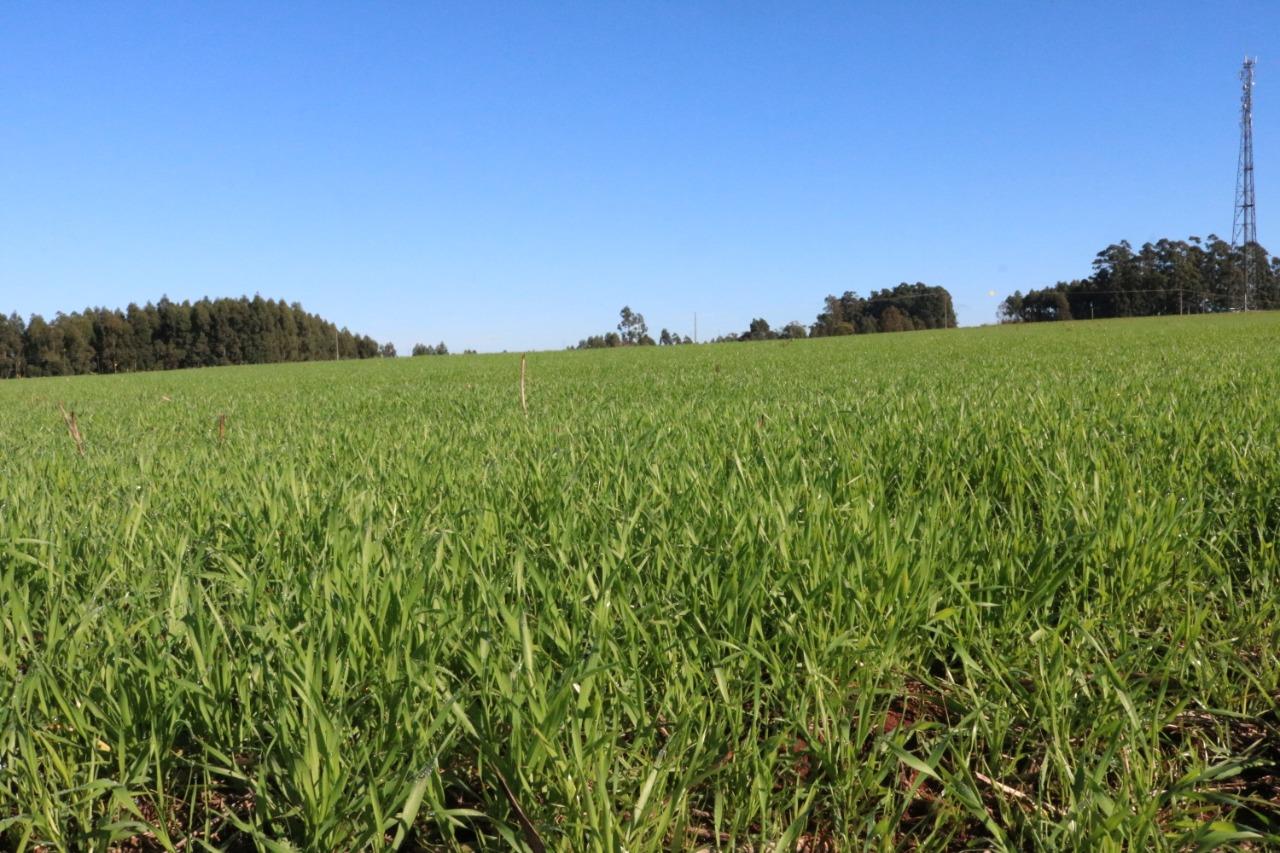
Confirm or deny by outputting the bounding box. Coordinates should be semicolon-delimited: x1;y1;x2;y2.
380;342;397;358
126;303;157;371
617;306;652;345
782;321;807;339
878;305;911;332
24;315;62;377
998;291;1025;323
153;297;191;370
578;307;658;348
434;342;449;355
0;313;25;378
659;328;673;346
740;318;776;341
59;312;96;374
577;331;621;349
186;302;214;367
412;343;430;356
810;293;862;337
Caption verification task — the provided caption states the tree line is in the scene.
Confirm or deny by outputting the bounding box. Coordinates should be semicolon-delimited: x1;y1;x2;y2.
0;279;961;378
1000;237;1280;322
0;296;385;379
807;282;957;336
577;283;957;348
576;307;668;348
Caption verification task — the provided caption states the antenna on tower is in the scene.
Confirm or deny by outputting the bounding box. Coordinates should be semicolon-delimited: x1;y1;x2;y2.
1232;56;1259;310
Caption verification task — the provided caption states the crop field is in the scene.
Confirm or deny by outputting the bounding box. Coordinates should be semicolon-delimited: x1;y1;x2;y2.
1;313;1278;851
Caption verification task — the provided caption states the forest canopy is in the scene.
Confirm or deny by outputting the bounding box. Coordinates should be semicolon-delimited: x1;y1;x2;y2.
0;296;383;379
808;282;957;336
1000;237;1280;322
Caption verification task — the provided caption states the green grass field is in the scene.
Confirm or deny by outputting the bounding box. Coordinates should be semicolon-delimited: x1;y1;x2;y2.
2;314;1278;851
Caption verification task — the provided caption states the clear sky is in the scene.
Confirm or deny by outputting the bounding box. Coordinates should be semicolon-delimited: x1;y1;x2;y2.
1;2;1276;352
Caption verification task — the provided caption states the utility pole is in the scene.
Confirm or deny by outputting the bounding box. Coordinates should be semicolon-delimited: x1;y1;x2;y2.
1233;56;1259;310
335;328;340;361
693;313;698;344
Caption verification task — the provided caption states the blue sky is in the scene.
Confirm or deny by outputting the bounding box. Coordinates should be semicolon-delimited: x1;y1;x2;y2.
1;2;1275;352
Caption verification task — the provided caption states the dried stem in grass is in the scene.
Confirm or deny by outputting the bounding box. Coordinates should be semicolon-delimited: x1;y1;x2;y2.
57;403;84;455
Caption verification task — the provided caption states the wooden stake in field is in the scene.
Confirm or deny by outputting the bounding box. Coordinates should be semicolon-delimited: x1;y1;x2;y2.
57;403;84;456
519;353;528;415
217;413;227;444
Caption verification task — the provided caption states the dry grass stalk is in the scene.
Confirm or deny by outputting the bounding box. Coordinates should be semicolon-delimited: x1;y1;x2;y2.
974;770;1064;817
217;413;227;443
491;763;545;853
57;403;84;456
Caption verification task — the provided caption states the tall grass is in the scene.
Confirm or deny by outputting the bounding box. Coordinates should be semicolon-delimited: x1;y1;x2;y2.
1;314;1277;850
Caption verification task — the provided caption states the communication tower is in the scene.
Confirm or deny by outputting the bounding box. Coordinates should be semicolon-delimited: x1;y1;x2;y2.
1233;57;1259;309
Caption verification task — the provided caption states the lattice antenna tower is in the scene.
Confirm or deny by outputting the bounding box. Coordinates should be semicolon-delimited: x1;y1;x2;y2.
1233;56;1258;310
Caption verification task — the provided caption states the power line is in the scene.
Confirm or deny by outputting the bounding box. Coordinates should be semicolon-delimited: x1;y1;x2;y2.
1018;287;1221;296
